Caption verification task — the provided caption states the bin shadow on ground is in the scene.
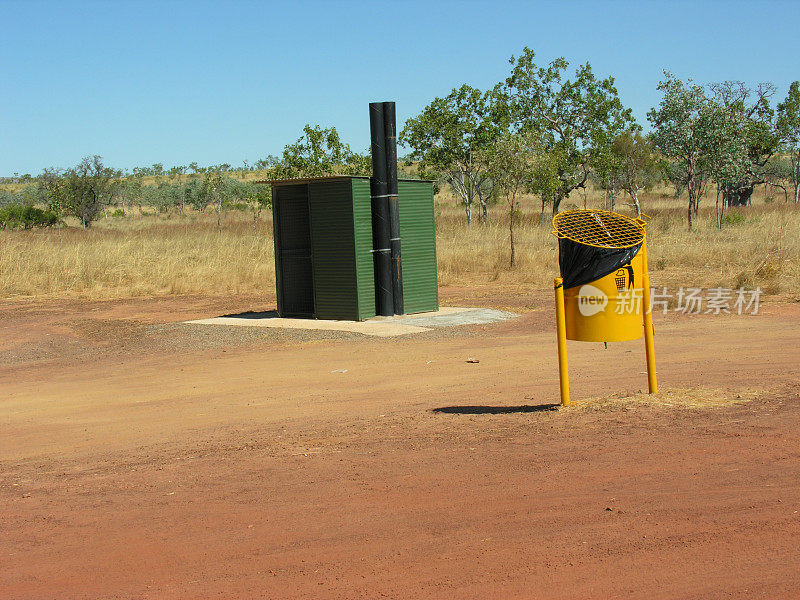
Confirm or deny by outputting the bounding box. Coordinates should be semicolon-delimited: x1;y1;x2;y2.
432;403;559;415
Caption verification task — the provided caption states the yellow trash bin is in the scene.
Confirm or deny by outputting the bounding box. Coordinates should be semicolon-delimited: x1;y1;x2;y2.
553;210;647;343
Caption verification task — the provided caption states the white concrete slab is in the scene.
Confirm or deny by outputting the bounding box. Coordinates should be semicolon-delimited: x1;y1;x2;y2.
184;307;516;338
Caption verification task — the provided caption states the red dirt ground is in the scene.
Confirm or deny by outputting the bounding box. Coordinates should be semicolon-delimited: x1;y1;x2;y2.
2;288;800;599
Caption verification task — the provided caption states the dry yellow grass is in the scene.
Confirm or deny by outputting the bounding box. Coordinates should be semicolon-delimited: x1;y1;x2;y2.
1;184;798;300
565;387;760;412
0;218;275;299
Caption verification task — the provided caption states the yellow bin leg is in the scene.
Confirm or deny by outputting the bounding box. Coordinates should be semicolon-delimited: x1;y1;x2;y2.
640;240;658;394
554;278;570;406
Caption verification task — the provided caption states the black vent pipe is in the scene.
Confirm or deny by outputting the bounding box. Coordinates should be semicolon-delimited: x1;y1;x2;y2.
383;102;404;315
369;103;394;316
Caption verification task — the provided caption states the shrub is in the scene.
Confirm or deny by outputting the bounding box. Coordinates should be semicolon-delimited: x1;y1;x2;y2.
721;210;746;226
0;204;58;230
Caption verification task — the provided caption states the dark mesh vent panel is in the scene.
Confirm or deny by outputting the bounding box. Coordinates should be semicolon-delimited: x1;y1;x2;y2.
275;185;314;316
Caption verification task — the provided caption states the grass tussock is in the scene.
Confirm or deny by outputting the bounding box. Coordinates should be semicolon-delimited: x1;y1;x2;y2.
1;184;799;300
567;387;760;412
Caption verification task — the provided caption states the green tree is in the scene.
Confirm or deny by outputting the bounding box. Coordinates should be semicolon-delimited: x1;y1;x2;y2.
480;132;538;267
591;143;625;213
245;181;272;234
648;74;714;231
701;99;749;228
777;81;800;204
59;156;119;229
274;124;369;179
38;168;68;241
709;81;785;207
203;169;227;233
612;132;660;216
504;48;636;215
401;84;507;226
528;148;562;221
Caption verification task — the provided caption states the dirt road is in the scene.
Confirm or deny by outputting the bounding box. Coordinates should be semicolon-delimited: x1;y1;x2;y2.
2;289;800;599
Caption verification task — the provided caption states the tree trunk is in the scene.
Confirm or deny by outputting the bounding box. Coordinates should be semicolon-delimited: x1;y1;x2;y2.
551;196;562;216
476;187;488;225
715;185;721;230
692;182;700;216
631;189;641;217
509;201;516;268
252;206;262;235
464;200;472;227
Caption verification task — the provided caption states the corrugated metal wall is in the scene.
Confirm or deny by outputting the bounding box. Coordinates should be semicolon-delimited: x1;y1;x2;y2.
398;180;439;314
351;178;377;320
308;180;359;320
272;177;437;320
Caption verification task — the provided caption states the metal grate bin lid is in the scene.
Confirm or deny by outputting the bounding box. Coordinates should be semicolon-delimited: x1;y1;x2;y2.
552;209;645;249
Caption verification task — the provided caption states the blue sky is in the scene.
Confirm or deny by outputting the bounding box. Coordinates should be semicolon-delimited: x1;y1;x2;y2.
2;0;799;175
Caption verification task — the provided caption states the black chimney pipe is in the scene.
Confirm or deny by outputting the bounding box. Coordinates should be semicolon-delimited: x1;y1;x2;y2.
369;103;394;316
383;102;404;315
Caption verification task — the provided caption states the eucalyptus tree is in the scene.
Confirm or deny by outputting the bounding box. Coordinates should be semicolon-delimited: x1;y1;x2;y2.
612;132;660;216
38;167;67;240
480;132;538;266
700;99;749;228
709;81;785;207
592;143;625;212
777;81;800;204
245;181;272;234
274;124;370;179
58;156;119;229
203;169;227;233
115;176;142;216
648;74;714;231
401;84;507;226
504;48;636;215
167;166;187;213
254;158;274;172
142;183;168;213
185;177;207;213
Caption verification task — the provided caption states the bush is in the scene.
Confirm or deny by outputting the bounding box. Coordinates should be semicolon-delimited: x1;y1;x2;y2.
0;204;58;230
721;210;746;226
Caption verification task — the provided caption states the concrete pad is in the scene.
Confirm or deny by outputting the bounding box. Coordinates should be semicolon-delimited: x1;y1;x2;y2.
185;307;516;338
184;315;429;337
398;308;517;328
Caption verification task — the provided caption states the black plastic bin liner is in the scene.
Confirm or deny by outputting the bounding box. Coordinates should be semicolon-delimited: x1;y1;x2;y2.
558;237;642;290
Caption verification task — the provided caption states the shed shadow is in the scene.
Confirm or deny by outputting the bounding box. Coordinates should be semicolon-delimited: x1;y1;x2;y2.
432;403;559;415
218;310;279;320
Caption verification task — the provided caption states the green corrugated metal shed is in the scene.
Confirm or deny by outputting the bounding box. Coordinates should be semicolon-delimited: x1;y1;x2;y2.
268;176;437;321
